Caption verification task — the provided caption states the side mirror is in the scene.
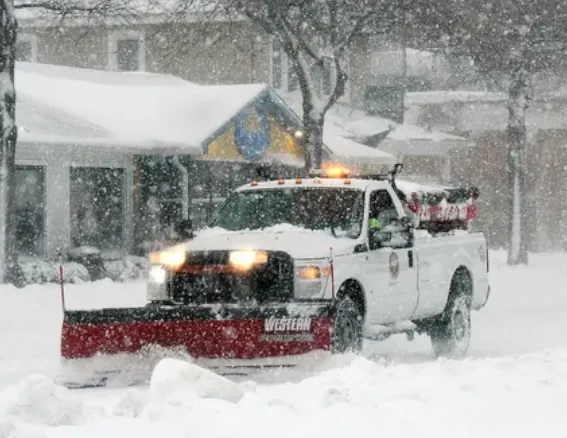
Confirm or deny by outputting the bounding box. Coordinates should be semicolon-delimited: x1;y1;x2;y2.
369;229;392;250
399;216;413;230
174;218;194;241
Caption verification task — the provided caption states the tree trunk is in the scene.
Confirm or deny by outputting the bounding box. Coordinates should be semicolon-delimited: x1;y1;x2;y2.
506;68;530;265
297;81;325;171
289;53;326;171
303;111;324;170
0;0;19;284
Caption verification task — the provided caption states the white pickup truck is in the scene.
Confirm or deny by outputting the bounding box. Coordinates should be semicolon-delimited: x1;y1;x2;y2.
149;165;490;358
60;165;491;382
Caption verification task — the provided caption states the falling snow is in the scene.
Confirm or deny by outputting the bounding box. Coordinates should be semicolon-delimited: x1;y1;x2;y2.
0;0;567;436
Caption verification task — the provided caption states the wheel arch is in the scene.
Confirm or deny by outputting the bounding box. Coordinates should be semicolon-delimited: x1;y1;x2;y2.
336;278;366;321
449;265;474;306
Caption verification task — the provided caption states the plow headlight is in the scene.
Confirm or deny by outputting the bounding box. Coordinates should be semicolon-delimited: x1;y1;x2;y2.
149;244;187;270
149;265;167;283
229;250;268;271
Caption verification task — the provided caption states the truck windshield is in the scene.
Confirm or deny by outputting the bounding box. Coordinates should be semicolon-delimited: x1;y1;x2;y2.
210;187;364;238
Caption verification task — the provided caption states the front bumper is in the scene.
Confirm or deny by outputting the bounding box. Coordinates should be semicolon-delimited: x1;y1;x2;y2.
61;302;334;361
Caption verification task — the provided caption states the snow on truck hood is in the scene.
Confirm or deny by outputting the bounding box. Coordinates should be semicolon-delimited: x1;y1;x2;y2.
182;224;358;259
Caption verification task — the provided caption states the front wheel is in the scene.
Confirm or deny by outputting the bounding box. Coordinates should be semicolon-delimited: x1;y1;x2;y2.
429;295;471;359
331;297;363;354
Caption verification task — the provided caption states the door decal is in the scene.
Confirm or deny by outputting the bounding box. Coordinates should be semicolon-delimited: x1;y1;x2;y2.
389;251;400;280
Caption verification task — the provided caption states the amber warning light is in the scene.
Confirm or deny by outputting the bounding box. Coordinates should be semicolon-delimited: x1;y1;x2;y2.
312;166;351;179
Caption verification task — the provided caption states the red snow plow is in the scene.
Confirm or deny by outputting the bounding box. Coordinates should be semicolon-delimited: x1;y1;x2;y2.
58;166;481;388
59;303;335;387
59;246;338;387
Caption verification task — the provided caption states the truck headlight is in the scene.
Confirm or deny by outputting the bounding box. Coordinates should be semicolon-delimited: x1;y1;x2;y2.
149;244;187;270
229;250;268;271
294;263;330;299
295;265;330;280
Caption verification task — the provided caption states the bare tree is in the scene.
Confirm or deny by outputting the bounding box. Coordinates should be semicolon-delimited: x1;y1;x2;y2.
410;0;567;265
0;0;18;285
202;0;401;170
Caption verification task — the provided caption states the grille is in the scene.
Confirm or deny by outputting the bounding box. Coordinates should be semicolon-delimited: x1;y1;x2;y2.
168;250;294;304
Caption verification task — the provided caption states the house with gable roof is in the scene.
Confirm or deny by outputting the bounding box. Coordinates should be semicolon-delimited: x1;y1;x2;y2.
14;61;400;261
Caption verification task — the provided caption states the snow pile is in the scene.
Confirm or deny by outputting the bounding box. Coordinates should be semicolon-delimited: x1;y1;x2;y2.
149;358;245;405
257;351;567;410
1;251;567;435
0;421;14;438
112;389;154;418
0;374;84;426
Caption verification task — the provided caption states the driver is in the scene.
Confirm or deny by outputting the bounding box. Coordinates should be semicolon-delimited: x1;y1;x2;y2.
369;217;382;231
368;191;397;231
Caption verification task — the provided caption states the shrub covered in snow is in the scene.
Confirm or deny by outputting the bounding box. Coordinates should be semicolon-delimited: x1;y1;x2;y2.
17;253;149;286
104;259;141;282
19;260;90;285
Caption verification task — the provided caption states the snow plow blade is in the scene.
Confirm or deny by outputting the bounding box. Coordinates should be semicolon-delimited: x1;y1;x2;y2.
59;303;333;387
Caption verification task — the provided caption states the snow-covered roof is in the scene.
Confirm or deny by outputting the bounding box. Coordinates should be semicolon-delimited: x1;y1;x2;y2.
279;91;465;145
323;122;397;167
343;116;463;143
277;92;468;161
406;90;508;106
268;93;398;167
15;62;270;154
404;92;567;135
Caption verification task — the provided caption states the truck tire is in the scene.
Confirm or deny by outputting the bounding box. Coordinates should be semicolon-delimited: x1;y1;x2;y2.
429;286;472;359
331;297;363;354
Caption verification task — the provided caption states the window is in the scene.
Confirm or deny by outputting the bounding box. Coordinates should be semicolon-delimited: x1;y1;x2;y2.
311;57;335;96
117;39;140;71
108;30;145;71
270;39;348;101
368;189;411;249
271;42;283;89
369;189;400;227
15;34;37;62
211;187;364;238
16;41;32;61
270;39;299;93
15;165;45;256
70;167;125;250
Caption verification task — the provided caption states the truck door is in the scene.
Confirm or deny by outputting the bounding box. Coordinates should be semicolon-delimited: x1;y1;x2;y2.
364;188;419;324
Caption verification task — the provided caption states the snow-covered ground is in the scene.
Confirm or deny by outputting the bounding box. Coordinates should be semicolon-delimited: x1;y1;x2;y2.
1;250;567;437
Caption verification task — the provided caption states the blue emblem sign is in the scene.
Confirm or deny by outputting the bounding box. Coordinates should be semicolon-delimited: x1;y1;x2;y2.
234;108;271;161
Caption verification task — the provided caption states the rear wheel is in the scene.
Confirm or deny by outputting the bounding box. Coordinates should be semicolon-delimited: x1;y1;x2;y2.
429;295;471;359
331;297;363;354
428;271;472;359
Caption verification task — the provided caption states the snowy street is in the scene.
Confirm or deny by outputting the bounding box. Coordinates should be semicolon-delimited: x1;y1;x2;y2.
1;250;567;437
